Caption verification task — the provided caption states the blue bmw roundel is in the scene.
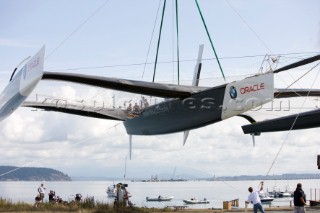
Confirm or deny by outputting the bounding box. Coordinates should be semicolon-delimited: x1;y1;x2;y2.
229;86;237;99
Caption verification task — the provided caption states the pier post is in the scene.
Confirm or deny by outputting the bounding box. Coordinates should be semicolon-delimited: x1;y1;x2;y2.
245;202;248;213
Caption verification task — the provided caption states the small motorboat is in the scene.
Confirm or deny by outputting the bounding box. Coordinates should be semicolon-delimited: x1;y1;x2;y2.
279;191;292;197
183;198;209;204
146;196;173;202
259;192;274;204
279;186;294;197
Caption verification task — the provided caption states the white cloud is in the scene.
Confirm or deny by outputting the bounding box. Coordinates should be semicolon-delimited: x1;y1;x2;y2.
2;113;44;142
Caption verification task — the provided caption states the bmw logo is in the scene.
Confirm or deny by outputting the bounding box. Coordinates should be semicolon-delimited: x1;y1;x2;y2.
229;86;237;99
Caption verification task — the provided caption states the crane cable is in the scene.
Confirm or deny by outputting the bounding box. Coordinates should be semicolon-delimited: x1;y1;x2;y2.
45;52;319;72
46;0;112;60
153;0;226;83
274;61;320;101
152;0;167;82
175;0;180;85
264;63;320;178
141;0;162;79
195;0;226;82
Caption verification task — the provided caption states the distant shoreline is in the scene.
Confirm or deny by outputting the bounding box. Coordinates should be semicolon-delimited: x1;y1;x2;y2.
71;174;320;182
0;166;71;181
1;177;319;182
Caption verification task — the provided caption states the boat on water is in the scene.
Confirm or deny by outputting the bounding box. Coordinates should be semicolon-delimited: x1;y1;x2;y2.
259;192;274;204
183;198;209;204
267;186;293;198
106;183;132;199
146;196;173;202
267;189;280;198
279;191;292;197
106;185;116;197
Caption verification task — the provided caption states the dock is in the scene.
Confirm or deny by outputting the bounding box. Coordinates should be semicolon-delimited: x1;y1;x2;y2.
177;206;320;212
164;199;320;212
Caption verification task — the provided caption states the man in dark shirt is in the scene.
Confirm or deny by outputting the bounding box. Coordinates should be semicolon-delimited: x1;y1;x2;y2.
293;183;307;213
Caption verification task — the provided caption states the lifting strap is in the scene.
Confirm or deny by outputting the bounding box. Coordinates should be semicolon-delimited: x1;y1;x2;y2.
175;0;180;85
195;0;226;81
153;0;167;82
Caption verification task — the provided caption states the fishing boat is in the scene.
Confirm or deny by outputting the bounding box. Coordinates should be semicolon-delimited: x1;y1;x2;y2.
183;198;209;204
267;186;293;198
146;196;173;202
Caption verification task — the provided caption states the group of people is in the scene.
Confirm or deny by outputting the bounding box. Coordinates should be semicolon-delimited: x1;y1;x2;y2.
246;181;307;213
47;190;68;204
35;183;82;205
126;97;149;115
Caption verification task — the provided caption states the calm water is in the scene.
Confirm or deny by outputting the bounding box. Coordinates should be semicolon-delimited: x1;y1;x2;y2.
0;179;318;209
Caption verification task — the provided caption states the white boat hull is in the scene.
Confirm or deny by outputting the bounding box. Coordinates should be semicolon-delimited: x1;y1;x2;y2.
183;199;209;204
146;196;173;202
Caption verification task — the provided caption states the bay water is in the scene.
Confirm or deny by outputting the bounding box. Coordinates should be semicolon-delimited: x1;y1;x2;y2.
0;179;318;209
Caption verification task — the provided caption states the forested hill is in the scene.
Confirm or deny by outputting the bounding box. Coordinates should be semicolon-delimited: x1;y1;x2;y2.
0;166;71;181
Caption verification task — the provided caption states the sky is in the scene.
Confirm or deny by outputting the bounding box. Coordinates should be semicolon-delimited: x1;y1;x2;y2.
0;0;320;180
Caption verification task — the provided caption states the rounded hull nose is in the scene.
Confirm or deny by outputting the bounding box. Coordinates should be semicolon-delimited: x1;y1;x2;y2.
0;46;45;121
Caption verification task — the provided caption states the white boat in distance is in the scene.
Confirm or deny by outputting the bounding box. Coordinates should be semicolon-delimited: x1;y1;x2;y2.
259;192;274;204
106;183;132;198
267;185;293;198
183;198;209;204
146;196;173;202
106;185;116;197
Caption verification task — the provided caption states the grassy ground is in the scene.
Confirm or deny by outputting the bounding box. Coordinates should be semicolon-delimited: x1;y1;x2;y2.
0;197;171;212
1;198;320;212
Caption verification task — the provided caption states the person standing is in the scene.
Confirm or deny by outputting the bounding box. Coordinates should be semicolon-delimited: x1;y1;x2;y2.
246;181;265;213
38;183;46;202
293;183;307;213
